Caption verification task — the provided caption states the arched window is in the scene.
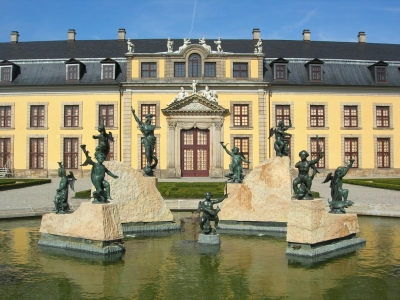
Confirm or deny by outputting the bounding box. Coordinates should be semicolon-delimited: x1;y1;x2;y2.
188;54;201;77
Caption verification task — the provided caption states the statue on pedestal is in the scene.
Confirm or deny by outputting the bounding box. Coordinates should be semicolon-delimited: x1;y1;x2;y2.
190;80;198;94
93;118;114;158
322;159;355;214
131;107;158;176
127;38;134;54
214;37;223;52
292;136;323;200
220;142;250;183
53;162;76;214
81;144;118;203
269;119;292;157
196;191;228;234
167;37;174;53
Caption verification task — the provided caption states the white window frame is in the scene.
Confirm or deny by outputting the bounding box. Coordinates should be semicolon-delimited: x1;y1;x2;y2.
101;64;115;80
66;64;80;81
0;66;12;82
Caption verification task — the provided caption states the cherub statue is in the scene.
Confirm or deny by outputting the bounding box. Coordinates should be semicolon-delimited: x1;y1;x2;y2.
127;38;134;53
196;191;228;234
131;107;158;176
53;162;76;214
80;144;118;203
214;37;223;52
268;119;292;157
93;118;114;158
179;38;191;52
292;136;323;200
322;159;355;214
255;38;262;53
190;80;198;94
220;142;250;183
167;37;174;53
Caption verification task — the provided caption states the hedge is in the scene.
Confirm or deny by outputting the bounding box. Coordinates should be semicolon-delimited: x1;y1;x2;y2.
0;179;51;191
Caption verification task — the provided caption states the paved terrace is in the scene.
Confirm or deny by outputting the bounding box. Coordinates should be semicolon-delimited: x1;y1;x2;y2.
0;177;399;219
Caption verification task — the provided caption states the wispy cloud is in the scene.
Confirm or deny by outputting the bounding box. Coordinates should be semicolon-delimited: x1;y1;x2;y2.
188;0;197;37
377;7;400;12
282;6;319;32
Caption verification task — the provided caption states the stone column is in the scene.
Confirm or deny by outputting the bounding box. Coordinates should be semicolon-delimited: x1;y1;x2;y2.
209;121;223;178
167;121;177;177
122;90;132;165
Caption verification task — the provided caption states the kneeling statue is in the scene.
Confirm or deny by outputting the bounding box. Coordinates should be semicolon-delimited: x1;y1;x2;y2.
196;191;228;234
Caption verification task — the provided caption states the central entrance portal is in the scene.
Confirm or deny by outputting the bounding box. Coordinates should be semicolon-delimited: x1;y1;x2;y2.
181;128;209;177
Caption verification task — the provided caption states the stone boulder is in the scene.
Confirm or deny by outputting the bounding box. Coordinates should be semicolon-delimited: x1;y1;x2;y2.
101;161;174;223
287;199;360;244
219;156;292;222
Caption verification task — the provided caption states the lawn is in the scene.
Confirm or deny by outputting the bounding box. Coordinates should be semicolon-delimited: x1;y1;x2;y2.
343;178;400;191
0;178;51;191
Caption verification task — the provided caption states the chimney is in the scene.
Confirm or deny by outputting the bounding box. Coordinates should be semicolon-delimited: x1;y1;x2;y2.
302;29;311;42
68;29;76;42
10;31;19;43
118;28;126;41
358;32;366;43
252;28;260;40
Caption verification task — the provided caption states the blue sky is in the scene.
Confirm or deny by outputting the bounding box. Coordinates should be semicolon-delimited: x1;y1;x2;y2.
1;0;399;44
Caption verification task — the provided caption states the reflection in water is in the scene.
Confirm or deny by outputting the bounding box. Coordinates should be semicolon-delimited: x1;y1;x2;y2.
1;216;400;299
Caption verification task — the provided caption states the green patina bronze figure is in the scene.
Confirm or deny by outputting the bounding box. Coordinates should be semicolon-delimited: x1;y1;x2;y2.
292;136;323;200
93;118;114;158
80;144;118;204
131;107;158;176
220;142;250;183
196;191;228;235
322;159;355;214
53;162;76;214
268;119;292;157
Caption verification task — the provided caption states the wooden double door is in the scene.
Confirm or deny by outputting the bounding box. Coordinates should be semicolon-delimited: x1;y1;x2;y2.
181;128;209;177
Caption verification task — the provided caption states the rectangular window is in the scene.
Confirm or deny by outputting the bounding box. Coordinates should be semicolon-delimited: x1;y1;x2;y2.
141;62;157;78
310;137;325;168
234;137;249;169
0;106;11;127
275;65;287;80
64;138;79;169
233;63;248;78
275;105;290;126
174;62;185;77
0;138;11;169
204;62;216;77
233;104;249;127
344;138;358;168
102;65;114;79
141;104;156;126
344;106;358;127
64;105;79;127
30;105;45;127
311;65;322;81
310;105;325;127
1;67;11;81
376;106;389;127
67;65;79;80
376;67;386;82
99;105;114;127
377;138;390;168
30;138;44;169
141;137;156;169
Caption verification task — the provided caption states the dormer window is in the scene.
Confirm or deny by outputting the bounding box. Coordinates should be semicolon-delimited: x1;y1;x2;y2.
65;58;83;81
305;58;324;82
270;57;289;81
0;60;18;82
368;60;388;83
101;58;118;80
1;67;11;81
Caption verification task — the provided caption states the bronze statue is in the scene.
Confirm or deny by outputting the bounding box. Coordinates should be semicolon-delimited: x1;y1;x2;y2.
220;142;250;183
80;144;118;204
196;191;228;234
292;136;323;200
93;118;114;158
269;119;292;156
322;159;355;213
131;107;158;176
53;162;76;214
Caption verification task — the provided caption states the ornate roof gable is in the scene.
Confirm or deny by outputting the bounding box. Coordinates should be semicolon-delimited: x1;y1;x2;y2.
162;94;228;116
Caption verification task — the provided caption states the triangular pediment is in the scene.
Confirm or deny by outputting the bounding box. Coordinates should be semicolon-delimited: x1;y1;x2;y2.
162;94;228;116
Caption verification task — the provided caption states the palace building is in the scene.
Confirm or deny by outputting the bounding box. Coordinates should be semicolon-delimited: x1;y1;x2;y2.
0;28;399;178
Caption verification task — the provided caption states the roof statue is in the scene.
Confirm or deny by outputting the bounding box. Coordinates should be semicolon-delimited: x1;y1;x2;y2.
190;80;198;94
179;38;191;52
255;38;262;53
127;38;134;53
214;37;223;53
168;87;189;105
199;37;211;52
201;86;219;103
167;37;174;53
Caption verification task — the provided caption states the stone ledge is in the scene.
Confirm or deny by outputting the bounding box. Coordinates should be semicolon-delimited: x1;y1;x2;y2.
198;234;221;245
218;223;287;233
122;222;181;234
